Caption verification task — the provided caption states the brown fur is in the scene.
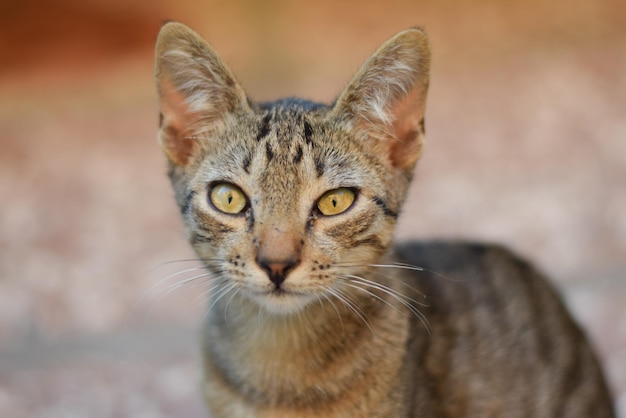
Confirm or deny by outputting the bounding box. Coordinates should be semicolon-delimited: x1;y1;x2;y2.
155;22;614;417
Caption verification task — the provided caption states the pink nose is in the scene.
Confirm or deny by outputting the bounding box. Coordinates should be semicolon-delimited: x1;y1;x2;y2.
255;257;300;288
255;226;302;288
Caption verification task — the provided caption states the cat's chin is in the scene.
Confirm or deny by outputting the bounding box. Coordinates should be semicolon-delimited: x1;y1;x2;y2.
248;290;316;316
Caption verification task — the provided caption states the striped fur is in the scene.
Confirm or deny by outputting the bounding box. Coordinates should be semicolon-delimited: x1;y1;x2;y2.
155;22;615;417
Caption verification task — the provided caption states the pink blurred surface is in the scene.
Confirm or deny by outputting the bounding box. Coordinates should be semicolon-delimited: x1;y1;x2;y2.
1;0;624;416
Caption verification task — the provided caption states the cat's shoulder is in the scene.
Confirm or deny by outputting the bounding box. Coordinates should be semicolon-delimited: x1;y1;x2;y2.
393;240;550;301
394;240;527;273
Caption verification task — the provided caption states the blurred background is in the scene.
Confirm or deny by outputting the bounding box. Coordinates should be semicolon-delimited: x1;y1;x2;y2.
1;0;625;416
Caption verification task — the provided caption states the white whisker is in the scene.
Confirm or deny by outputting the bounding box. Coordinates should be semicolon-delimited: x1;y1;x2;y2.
326;287;375;335
193;276;227;304
343;274;428;307
206;282;238;319
139;268;223;318
141;266;208;300
320;291;345;333
163;271;217;294
154;257;226;267
341;274;431;333
334;260;463;283
224;288;241;327
368;263;424;272
341;282;398;313
371;263;465;282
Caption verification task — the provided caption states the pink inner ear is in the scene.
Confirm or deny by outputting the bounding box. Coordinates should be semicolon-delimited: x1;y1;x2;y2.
388;87;426;169
161;79;192;134
161;127;195;166
159;79;197;166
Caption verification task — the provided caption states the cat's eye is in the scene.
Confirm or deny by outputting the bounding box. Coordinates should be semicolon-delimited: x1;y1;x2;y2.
317;188;356;216
209;183;248;215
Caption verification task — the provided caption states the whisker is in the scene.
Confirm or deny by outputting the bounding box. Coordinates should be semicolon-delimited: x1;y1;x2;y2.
333;261;425;274
147;273;214;315
319;291;345;333
138;268;223;317
142;266;208;300
341;282;398;314
295;302;315;341
193;276;227;304
224;288;241;327
154;257;226;267
343;274;428;307
341;274;431;333
369;263;424;272
334;260;464;283
326;287;375;335
205;282;238;319
363;269;428;300
371;263;466;282
157;271;216;301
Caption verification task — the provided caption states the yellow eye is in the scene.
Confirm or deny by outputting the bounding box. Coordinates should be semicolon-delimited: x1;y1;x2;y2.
210;183;247;214
317;188;356;216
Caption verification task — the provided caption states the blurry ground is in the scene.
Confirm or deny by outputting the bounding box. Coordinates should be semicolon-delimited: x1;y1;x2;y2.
0;0;625;416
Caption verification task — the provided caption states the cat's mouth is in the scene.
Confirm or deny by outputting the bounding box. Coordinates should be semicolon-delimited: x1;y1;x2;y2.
259;287;305;297
248;287;315;314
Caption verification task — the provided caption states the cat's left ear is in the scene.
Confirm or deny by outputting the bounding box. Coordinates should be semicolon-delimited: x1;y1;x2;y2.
332;28;430;171
155;22;250;166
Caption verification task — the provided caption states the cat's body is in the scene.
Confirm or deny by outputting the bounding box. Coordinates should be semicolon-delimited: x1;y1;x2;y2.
155;22;615;417
200;242;613;417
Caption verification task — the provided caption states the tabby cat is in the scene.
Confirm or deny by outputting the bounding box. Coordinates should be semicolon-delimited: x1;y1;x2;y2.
154;22;615;417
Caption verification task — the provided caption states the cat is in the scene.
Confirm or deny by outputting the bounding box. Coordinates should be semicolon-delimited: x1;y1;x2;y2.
154;22;615;417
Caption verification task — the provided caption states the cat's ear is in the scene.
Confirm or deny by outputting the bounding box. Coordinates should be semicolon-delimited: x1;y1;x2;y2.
332;28;430;171
155;22;249;166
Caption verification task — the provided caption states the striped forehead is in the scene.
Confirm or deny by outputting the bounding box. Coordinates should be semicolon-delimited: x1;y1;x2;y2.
250;106;373;188
249;109;312;193
248;107;316;162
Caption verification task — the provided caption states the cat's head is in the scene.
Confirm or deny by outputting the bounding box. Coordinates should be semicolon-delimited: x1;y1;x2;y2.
155;22;430;315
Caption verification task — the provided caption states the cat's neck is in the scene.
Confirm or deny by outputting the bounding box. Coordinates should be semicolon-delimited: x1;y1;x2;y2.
200;268;421;413
203;278;412;386
206;291;378;356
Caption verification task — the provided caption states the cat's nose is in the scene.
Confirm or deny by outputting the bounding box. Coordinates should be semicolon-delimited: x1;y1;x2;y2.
256;257;300;288
256;226;302;287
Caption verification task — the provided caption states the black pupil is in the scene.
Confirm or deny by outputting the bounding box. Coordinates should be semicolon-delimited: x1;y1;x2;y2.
332;198;337;207
227;193;233;204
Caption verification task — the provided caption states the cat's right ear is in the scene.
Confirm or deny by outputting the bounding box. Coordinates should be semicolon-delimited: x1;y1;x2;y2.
155;22;249;166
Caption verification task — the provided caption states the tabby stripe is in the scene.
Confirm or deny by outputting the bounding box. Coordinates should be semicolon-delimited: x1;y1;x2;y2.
265;141;274;162
242;153;252;174
306;217;315;233
256;113;272;141
553;333;582;417
191;232;212;243
326;211;375;238
303;119;313;144
181;190;197;215
315;158;325;177
351;235;385;251
246;209;255;232
373;196;398;219
516;257;553;363
520;257;583;415
192;212;236;239
293;144;303;164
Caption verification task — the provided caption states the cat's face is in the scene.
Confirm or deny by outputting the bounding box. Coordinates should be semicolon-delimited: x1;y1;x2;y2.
155;23;430;314
179;106;401;314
